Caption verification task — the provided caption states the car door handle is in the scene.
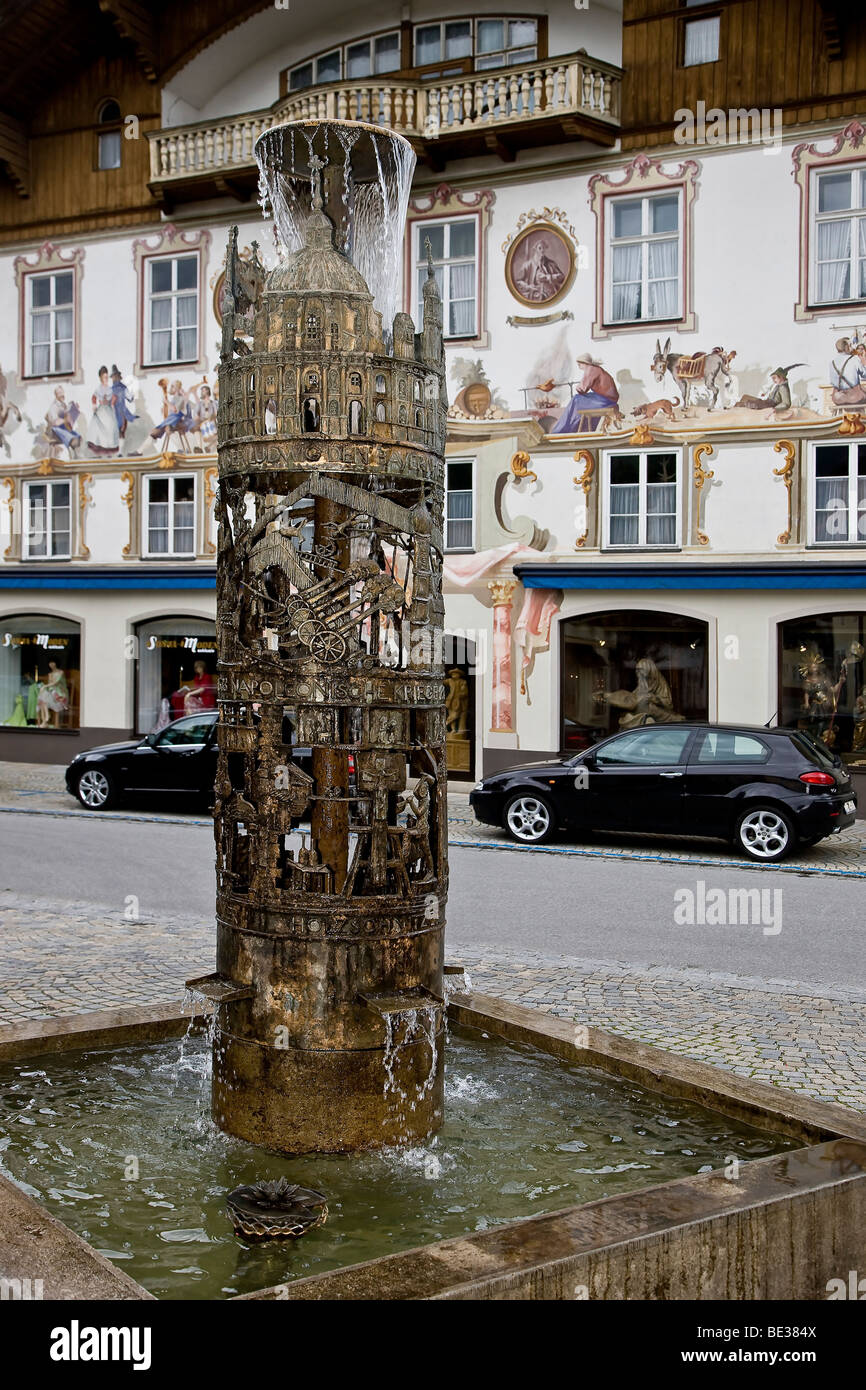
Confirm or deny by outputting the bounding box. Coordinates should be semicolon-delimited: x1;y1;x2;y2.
659;771;683;778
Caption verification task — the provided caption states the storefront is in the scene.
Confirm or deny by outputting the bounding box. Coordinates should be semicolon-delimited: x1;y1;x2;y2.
560;609;708;752
134;616;217;735
443;632;476;779
778;611;866;764
0;614;81;733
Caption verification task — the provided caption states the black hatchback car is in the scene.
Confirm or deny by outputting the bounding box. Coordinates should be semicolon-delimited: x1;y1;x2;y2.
470;723;857;862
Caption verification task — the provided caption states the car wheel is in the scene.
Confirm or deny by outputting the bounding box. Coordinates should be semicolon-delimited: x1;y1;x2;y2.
75;768;116;810
735;805;795;862
504;792;556;845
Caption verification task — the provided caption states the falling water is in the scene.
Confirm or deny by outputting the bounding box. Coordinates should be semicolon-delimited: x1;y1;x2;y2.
255;119;417;349
382;1004;442;1123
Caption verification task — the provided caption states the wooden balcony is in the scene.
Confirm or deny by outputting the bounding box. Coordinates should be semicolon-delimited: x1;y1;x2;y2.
147;51;621;208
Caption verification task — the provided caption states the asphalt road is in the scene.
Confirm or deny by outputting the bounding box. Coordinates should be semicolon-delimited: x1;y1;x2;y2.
1;810;863;992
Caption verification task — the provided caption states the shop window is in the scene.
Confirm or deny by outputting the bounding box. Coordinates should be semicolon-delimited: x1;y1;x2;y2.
560;610;707;751
606;192;681;324
0;615;81;731
22;480;71;559
26;270;74;376
604;450;680;548
811;442;866;543
414;218;477;338
144;474;196;556
444;634;475;779
145;254;199;365
445;459;474;550
134;617;217;734
778;612;866;762
96;99;122;170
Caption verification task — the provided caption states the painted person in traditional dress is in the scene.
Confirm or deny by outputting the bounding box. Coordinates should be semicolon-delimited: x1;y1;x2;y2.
150;379;193;450
831;340;866;407
110;364;137;440
735;364;803;412
45;386;81;455
86;365;121;455
516;234;566;302
552;354;620;434
193;381;217;450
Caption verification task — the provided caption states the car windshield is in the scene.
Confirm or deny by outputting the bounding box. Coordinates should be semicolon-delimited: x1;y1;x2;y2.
158;714;216;746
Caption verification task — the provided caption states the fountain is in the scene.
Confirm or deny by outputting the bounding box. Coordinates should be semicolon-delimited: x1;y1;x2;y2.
1;119;865;1304
187;119;450;1153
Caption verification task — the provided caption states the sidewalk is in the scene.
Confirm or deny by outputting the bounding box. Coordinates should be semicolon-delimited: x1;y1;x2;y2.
4;761;865;878
1;893;864;1111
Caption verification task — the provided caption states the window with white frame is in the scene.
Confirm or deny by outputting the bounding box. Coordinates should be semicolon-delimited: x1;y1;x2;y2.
415;218;477;338
605;451;680;548
413;18;537;73
810;165;866;305
682;13;720;67
289;31;400;89
26;270;74;376
445;459;474;550
23;480;72;559
607;192;681;324
145;254;199;365
812;442;866;544
145;475;196;556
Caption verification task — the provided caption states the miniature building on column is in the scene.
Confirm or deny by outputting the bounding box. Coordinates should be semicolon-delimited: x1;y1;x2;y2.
192;127;449;1153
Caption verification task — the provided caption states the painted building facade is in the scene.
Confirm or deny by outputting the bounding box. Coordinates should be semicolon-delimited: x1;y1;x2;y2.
1;0;865;800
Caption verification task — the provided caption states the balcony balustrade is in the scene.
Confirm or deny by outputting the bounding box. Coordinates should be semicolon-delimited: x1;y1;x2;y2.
147;51;621;204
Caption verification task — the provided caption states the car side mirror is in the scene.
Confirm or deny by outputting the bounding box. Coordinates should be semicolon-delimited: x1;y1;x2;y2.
583;752;598;770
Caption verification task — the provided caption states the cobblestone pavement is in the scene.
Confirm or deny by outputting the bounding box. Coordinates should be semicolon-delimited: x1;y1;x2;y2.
3;761;866;877
1;892;865;1113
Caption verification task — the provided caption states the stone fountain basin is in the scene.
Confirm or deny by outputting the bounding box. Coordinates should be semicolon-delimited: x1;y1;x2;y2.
0;992;864;1302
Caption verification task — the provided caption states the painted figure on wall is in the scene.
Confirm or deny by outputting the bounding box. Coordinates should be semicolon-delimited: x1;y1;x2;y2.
651;340;735;411
0;363;23;456
86;365;121;456
599;657;684;728
150;379;193;451
736;364;803;412
513;232;568;302
831;338;866;407
110;365;137;440
551;353;620;434
193;381;217;450
44;386;81;456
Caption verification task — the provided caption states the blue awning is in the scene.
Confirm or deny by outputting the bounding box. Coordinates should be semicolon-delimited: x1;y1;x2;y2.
0;568;216;590
513;562;866;591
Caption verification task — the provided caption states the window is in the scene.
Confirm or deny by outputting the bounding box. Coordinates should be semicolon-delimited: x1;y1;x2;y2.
145;475;196;556
289;32;400;89
605;451;680;548
778;612;866;762
416;218;477;338
22;480;71;559
157;713;216;746
696;731;769;764
96;99;122;170
134;617;217;734
607;192;681;323
27;271;74;376
145;255;199;365
445;459;474;550
414;17;537;73
811;443;866;543
683;15;720;66
0;615;81;730
811;166;866;305
596;726;692;766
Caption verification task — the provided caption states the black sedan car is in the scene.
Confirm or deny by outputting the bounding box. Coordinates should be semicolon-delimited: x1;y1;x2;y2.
470;723;858;862
65;711;316;811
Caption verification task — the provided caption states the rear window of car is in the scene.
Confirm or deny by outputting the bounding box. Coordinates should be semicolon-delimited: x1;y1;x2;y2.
789;731;837;770
695;731;769;764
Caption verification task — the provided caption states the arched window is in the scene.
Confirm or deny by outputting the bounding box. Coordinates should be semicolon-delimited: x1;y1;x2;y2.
96;99;122;171
303;397;321;432
375;373;386;393
330;322;339;345
349;399;364;433
414;408;424;428
375;400;386;423
306;314;320;341
304;370;320;391
413;378;422;401
349;371;363;392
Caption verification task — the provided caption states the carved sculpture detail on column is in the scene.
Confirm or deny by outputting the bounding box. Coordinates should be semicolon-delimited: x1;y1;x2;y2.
198;131;449;1155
